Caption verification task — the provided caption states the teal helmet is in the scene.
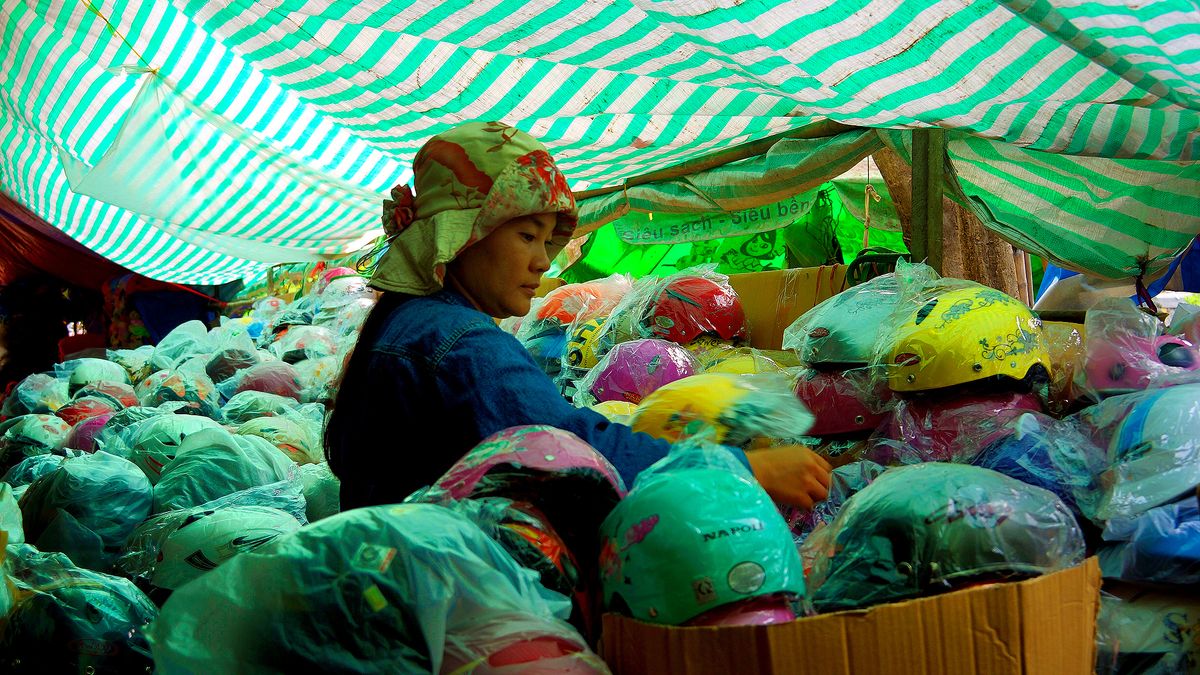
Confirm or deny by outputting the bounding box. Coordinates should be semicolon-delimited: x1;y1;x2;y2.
66;358;131;396
783;273;900;367
0;415;71;470
599;457;804;626
804;463;1085;613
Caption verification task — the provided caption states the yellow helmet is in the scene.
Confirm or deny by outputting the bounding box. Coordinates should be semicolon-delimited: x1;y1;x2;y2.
630;373;812;446
885;284;1049;393
701;348;788;375
589;400;638;423
565;317;608;370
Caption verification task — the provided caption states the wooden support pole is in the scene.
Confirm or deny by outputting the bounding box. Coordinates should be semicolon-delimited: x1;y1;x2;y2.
911;129;946;273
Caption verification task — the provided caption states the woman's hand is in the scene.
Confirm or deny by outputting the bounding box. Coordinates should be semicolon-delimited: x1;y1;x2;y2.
746;445;833;510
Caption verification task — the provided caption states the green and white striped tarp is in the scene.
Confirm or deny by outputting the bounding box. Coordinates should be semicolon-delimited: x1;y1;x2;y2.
1;0;1197;283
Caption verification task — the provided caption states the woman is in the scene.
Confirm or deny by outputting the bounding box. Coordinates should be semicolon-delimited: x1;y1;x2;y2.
325;122;830;510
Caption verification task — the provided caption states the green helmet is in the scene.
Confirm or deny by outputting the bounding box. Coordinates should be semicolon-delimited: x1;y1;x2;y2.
598;445;805;626
127;414;223;484
0;414;71;469
783;273;900;367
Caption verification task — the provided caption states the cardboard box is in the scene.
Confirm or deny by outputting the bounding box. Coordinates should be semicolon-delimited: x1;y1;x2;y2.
601;557;1100;675
728;266;848;350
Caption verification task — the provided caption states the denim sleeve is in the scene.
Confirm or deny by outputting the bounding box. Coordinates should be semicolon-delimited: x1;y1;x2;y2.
433;323;751;488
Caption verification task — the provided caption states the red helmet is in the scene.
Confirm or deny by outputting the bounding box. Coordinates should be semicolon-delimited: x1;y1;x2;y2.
233;362;304;402
794;368;892;437
71;382;139;409
644;276;747;345
54;396;122;427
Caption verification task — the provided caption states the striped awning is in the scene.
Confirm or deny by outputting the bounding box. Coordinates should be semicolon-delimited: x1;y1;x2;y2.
1;0;1197;283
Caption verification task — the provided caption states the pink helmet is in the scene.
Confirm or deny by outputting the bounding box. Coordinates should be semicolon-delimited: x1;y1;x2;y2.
433;425;627;602
793;368;892;437
868;391;1043;465
233;362;304;401
66;412;116;452
588;339;697;405
1084;333;1199;396
54;396;122;427
684;594;796;627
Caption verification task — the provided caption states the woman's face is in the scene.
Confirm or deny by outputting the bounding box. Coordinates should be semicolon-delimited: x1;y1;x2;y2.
447;213;558;318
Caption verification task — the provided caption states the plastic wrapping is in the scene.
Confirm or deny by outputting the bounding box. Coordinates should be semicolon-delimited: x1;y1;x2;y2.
0;482;23;545
150;504;605;674
236;411;323;465
54;394;122;426
0;414;71;470
556;314;612;398
299;461;340;522
19;451;153;571
0;373;69;417
2;454;63;489
220;389;306;424
1079;299;1200;399
126;413;224;484
228;360;305;402
866;391;1043;465
150;320;213;372
71;380;140;408
1041;321;1088;415
1168;301;1200;345
630;372;814;447
430;425;626;581
588;400;637;424
600;266;748;349
120;503;303;590
784;271;902;366
869;267;1049;395
0;544;157;674
58;357;131;395
328;296;377;340
64;411;116;452
573;338;697;407
1099;495;1200;585
1095;585;1200;675
793;367;892;437
205;345;261;384
1073;384;1200;521
136;368;221;419
527;275;633;329
91;405;174;458
252;296;287;326
107;345;156;384
599;438;804;626
781;459;886;547
970;411;1108;519
152;427;296;513
270;324;338;364
802;463;1086;613
294;355;341;404
697;346;792;375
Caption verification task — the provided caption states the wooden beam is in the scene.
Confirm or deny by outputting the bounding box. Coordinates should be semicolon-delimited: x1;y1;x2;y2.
911;129;946;272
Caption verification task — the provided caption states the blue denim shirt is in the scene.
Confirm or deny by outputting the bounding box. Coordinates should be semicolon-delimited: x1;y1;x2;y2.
327;289;737;510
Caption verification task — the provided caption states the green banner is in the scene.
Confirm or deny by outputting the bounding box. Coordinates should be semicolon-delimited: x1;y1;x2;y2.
612;191;820;245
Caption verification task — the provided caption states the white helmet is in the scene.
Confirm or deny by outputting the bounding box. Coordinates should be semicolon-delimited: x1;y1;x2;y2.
67;358;131;395
151;505;302;589
127;414;222;484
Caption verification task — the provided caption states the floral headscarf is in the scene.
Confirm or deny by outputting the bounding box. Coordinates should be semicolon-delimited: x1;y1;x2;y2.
369;122;577;295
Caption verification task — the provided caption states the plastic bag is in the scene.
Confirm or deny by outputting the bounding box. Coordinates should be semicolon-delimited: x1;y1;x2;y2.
598;437;804;626
0;482;23;545
1072;384;1200;521
224;360;305;402
697;346;794;375
2;454;63;490
781;459;886;547
71;380;139;408
793;366;892;438
120;503;303;590
0;373;69;417
270;325;338;364
107;345;156;384
1041;321;1088;415
150;320;213;372
91;405;173;458
784;271;903;366
299;462;340;522
294;355;342;404
150;504;605;674
572;338;697;407
220;389;306;424
866;391;1043;465
1078;299;1200;400
2;544;156;673
236;409;323;465
1099;494;1200;585
136;369;221;419
802;462;1085;613
1168;301;1200;344
1095;584;1200;675
0;414;71;470
19;451;153;571
630;372;814;447
152;427;296;513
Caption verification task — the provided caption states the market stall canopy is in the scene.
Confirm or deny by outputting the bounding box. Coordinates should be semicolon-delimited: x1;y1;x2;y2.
1;0;1197;284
